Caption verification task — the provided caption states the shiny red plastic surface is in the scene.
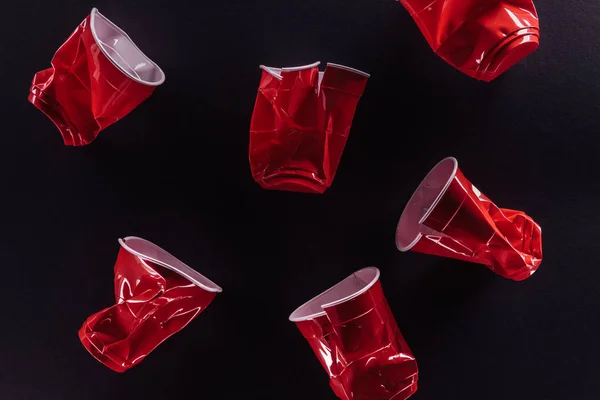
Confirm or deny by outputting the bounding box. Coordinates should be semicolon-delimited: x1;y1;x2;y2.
396;157;542;281
28;8;164;146
290;268;418;400
79;237;221;372
397;0;540;81
249;62;369;193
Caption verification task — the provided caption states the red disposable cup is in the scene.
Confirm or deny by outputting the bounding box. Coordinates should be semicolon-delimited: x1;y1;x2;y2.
29;8;165;146
395;157;543;281
290;267;418;400
397;0;540;82
79;237;222;372
249;62;369;193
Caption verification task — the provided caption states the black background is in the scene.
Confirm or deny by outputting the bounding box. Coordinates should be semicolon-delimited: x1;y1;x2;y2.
1;0;598;399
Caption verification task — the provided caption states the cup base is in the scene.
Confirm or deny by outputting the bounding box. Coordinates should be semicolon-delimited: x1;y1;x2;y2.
478;29;540;82
395;378;418;400
79;331;128;373
256;170;329;194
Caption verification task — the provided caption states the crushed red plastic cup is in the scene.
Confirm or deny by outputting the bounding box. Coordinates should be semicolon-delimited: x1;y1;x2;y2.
290;267;418;400
249;62;369;193
397;0;540;82
396;157;543;281
79;237;222;372
28;8;165;146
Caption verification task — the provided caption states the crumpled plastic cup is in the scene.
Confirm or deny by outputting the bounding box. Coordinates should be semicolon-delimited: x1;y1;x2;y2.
396;157;543;281
397;0;540;81
79;236;222;372
29;8;165;145
249;61;369;193
290;267;418;399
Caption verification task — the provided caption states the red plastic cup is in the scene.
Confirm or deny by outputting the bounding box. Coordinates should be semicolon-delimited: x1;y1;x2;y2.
249;62;369;193
395;157;543;281
397;0;540;82
29;8;165;146
79;237;222;372
290;267;418;399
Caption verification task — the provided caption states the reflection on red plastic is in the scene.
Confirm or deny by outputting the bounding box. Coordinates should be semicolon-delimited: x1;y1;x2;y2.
396;157;543;281
290;267;418;400
79;237;222;372
249;62;369;193
397;0;540;81
28;8;165;146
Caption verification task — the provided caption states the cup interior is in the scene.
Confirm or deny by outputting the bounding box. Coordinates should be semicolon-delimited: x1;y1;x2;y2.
289;267;379;322
91;8;165;85
395;157;458;251
119;236;222;292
